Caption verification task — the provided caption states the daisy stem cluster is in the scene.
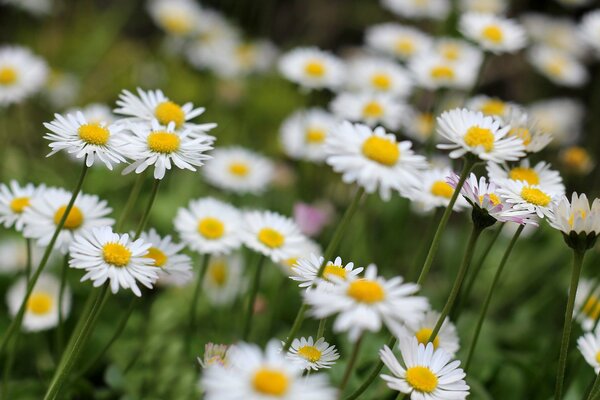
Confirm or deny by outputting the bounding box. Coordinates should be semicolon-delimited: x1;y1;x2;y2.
116;172;146;231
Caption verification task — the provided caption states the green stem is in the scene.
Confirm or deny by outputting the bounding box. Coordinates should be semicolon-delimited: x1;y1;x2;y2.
409;209;441;280
339;335;364;398
189;254;211;343
464;224;524;371
585;373;600;400
554;249;586;400
0;162;89;358
25;238;32;283
56;254;69;356
134;178;161;239
242;255;266;340
316;318;327;339
116;172;145;232
1;335;18;400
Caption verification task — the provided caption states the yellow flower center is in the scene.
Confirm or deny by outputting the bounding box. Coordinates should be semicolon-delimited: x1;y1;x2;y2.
145;247;167;267
562;147;590;170
228;162;250;177
0;67;17;85
405;366;438;393
323;264;347;281
161;14;193;35
347;279;385;304
147;131;180;154
53;205;84;230
78;123;110;146
236;44;256;66
596;351;600;364
464;126;495;152
547;58;566;77
197;217;225;240
430;65;455;79
371;73;392;90
361;136;400;166
394;38;415;55
479;193;501;206
154;101;185;128
430;181;454;199
568;210;586;228
508;127;532;146
102;242;132;267
415;328;440;349
10;197;30;213
304;60;325;77
509;167;539;185
298;345;322;363
582;295;600;321
209;261;228;286
258;228;285;248
362;101;384;118
27;291;53;315
480;99;506;116
441;44;460;60
416;113;434;138
482;25;504;43
305;128;326;144
252;368;289;396
520;186;551;207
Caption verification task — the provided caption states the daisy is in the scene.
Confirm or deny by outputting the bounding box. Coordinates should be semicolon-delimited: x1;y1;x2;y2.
581;10;600;55
208;40;278;78
121;120;213;180
277;239;321;275
381;0;450;20
140;228;193;287
199;343;230;368
0;45;48;106
528;46;587;88
345;57;413;97
408;52;480;90
174;197;242;255
291;254;363;289
0;181;45;231
522;13;587;59
466;95;516;118
401;107;436;143
202;147;274;195
325;121;427;201
459;0;508;14
330;92;406;130
304;264;429;342
66;103;115;124
433;38;484;64
0;238;59;274
365;23;433;61
147;0;201;37
436;108;526;163
401;310;460;357
487;159;565;195
577;328;600;373
501;107;553;153
527;98;583;147
497;179;560;219
459;12;527;54
69;226;159;297
42;69;79;109
203;253;246;306
574;278;600;331
22;187;113;253
114;88;217;136
278;47;346;90
406;167;469;213
240;210;307;263
279;108;337;163
286;337;340;371
560;146;595;175
549;193;600;237
6;274;71;332
44;111;128;170
380;337;469;399
201;340;337;400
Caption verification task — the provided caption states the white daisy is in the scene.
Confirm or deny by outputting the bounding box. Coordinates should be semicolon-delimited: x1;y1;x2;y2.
201;340;337;400
401;107;436;144
207;40;278;78
459;0;508;14
304;264;429;342
6;274;71;332
400;310;460;357
380;337;469;399
174;197;243;255
287;337;340;371
365;23;433;61
501;107;553;153
42;69;79;109
465;95;516;118
325;121;427;201
408;52;480;90
574;279;600;331
147;0;201;37
0;181;45;231
202;147;274;195
330;92;406;130
280;108;338;163
203;253;246;306
121;120;213;180
381;0;450;20
69;226;159;297
278;47;346;90
581;10;600;55
345;57;413;97
522;13;587;59
43;111;128;170
459;12;527;54
240;210;307;263
290;254;363;289
22;187;113;253
577;329;600;373
0;45;48;106
549;193;600;236
497;179;560;219
560;146;595;175
433;37;484;64
487;159;565;195
277;239;322;275
199;343;230;369
140;228;193;287
66;103;115;124
406;167;469;213
528;46;587;87
436;108;526;163
0;238;59;274
527;98;584;147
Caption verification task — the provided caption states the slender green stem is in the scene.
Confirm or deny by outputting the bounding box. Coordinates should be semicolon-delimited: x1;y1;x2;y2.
134;178;161;239
316;318;327;339
339;335;364;398
25;238;32;283
189;254;211;341
464;224;524;371
554;249;586;400
585;373;600;400
409;209;441;280
242;255;266;340
56;254;69;356
116;172;145;231
417;157;476;286
0;162;89;358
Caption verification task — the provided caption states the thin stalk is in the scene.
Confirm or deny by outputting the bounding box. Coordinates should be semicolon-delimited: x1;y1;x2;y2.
585;373;600;400
409;209;441;280
316;318;327;339
464;224;524;371
116;172;145;231
339;335;364;397
1;335;18;400
0;162;89;357
134;178;161;239
189;254;211;342
242;255;266;340
56;254;69;355
554;249;586;400
25;238;32;283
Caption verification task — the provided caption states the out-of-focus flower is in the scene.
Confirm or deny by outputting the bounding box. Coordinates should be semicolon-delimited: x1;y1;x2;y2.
0;181;45;231
208;40;278;78
147;0;201;37
287;337;340;371
560;146;594;175
0;45;48;107
330;92;406;130
401;108;436;143
528;46;587;87
140;228;193;287
278;47;346;90
0;238;59;274
577;329;600;373
345;56;413;97
527;98;584;147
365;23;432;61
280;108;338;163
399;310;460;357
198;343;230;368
460;12;527;54
466;95;516;118
522;13;587;59
574;278;600;331
433;38;484;64
43;70;79;109
293;201;333;237
406;167;469;213
203;253;246;306
501;107;553;153
409;52;480;90
580;10;600;55
459;0;507;14
381;0;450;20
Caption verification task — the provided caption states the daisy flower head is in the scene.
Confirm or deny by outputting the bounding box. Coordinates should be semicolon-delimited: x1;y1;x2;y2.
379;337;469;399
401;310;460;357
527;98;583;147
581;10;600;55
406;167;469;213
199;343;230;368
560;146;595;175
203;253;246;306
496;179;560;220
208;39;278;78
330;92;406;130
139;228;193;287
401;107;435;143
22;187;113;253
43;111;127;170
304;264;429;342
409;52;480;90
325;121;427;201
147;0;201;37
433;37;484;64
114;88;217;137
345;57;413;97
278;47;346;90
0;180;45;231
522;14;587;59
577;329;600;373
0;45;48;106
66;103;115;125
365;23;433;61
42;69;79;109
466;95;516;118
277;239;321;275
500;107;553;153
174;197;242;255
69;226;159;297
280;108;338;163
549;193;600;249
459;0;508;14
241;210;307;262
202;147;274;195
6;274;71;332
287;337;340;371
574;278;600;331
459;12;527;54
381;0;450;20
487;159;565;195
290;254;363;289
528;46;587;88
0;238;59;275
436;108;526;163
121;119;213;180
